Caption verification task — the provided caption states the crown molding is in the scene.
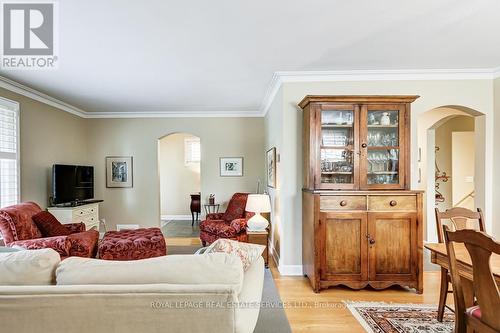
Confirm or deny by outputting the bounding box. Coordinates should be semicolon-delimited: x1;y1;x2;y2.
260;67;500;116
0;75;262;118
1;67;500;119
85;110;263;118
493;67;500;79
0;75;87;117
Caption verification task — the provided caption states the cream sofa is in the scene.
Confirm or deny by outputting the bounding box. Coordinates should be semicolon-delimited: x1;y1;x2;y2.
0;249;265;333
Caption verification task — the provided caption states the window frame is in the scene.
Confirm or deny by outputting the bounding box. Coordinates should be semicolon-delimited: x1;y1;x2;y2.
0;96;20;207
184;137;201;165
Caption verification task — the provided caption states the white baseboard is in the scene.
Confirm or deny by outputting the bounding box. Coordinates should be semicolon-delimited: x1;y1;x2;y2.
116;224;140;231
278;264;304;276
161;215;193;221
269;242;304;276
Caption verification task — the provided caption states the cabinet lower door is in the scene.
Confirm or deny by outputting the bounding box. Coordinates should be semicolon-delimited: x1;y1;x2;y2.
367;212;417;281
320;212;367;281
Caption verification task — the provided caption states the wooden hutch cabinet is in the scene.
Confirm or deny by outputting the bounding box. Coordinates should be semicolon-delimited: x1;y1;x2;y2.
300;95;423;293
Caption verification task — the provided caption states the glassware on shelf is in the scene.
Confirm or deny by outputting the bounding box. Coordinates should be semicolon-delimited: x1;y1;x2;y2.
380;112;391;125
366;149;399;184
322;110;353;125
367;110;399;127
320;148;354;184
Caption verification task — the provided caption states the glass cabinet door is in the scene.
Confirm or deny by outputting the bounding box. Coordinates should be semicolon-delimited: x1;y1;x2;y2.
361;105;405;189
318;105;358;189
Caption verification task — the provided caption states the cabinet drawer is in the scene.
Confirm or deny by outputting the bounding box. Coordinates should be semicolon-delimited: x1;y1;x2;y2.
72;206;97;218
320;196;366;211
368;195;416;211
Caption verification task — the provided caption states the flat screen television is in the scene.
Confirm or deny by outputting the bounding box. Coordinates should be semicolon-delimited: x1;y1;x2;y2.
52;164;94;205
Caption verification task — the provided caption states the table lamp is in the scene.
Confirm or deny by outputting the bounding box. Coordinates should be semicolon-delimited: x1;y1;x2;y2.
246;194;271;231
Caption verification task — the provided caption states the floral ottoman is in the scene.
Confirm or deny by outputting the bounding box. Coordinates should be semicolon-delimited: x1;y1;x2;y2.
98;228;167;260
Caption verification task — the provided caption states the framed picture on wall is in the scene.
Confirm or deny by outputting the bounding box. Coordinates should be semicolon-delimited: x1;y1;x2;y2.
106;156;133;188
219;157;243;177
266;147;276;188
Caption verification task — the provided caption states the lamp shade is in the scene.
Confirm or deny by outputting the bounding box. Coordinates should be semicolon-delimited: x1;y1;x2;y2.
245;194;271;213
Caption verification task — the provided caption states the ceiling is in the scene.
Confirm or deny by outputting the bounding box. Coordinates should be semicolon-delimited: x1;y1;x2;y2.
1;0;500;115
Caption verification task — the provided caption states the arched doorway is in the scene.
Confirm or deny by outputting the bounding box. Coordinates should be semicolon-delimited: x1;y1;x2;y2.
417;106;484;242
158;132;201;238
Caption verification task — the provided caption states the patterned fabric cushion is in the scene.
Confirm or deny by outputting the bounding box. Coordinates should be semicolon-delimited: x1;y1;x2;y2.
67;229;99;258
221;193;249;222
200;219;238;236
0;202;42;244
466;306;482;319
205;238;264;271
206;213;224;220
199;230;248;245
33;211;71;237
9;236;71;257
98;228;167;261
64;222;86;234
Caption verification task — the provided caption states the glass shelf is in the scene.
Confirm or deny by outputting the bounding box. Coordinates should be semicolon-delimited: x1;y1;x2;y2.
321;109;355;185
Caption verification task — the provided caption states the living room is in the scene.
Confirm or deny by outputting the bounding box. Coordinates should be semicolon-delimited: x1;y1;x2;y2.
1;1;500;333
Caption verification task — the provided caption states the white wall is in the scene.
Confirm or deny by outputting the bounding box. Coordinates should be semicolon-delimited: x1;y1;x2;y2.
159;133;200;216
86;117;265;230
434;116;474;211
265;79;495;272
0;88;88;209
494;78;500;238
417;108;471;240
264;87;284;263
452;131;475;209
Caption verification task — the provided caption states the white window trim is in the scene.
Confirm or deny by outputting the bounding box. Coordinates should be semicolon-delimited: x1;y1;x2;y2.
0;96;20;205
184;137;200;165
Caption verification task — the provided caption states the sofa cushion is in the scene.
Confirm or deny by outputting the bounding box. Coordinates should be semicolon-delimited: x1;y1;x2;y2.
0;202;42;244
56;252;244;291
206;239;265;271
0;248;60;285
200;219;238;237
32;211;71;237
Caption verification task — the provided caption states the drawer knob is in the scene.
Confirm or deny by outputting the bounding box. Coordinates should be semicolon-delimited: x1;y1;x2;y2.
389;200;397;207
361;143;367;148
339;200;347;207
369;238;376;245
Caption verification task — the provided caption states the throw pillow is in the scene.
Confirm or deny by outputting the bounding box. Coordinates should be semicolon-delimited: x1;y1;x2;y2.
205;238;264;271
0;248;60;285
32;211;71;237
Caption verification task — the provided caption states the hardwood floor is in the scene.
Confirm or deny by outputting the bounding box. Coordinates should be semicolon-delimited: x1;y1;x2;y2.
166;237;447;332
165;237;201;246
270;262;447;332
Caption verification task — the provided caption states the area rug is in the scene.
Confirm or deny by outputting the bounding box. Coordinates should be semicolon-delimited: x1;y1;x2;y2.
345;301;454;333
165;244;292;333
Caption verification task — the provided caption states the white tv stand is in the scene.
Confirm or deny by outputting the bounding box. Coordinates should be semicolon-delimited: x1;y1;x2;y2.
48;202;100;231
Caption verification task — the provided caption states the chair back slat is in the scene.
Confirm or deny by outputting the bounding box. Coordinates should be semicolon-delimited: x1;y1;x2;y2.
444;227;500;332
435;207;485;243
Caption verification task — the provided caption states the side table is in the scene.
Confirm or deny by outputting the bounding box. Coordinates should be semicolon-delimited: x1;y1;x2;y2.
247;230;269;267
204;204;220;215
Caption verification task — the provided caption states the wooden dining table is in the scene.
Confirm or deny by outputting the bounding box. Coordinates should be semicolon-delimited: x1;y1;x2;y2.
425;243;500;314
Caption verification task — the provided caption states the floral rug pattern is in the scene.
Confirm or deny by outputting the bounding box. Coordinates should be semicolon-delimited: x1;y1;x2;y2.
345;302;454;333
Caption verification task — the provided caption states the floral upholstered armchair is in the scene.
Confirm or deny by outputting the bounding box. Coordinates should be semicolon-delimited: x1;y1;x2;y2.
0;202;99;258
199;193;253;246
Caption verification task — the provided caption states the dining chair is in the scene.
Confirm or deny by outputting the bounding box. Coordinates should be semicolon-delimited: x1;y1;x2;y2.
434;207;485;321
443;227;500;333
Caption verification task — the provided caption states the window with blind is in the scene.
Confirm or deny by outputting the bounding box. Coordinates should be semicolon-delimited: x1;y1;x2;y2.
185;137;201;165
0;99;19;208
